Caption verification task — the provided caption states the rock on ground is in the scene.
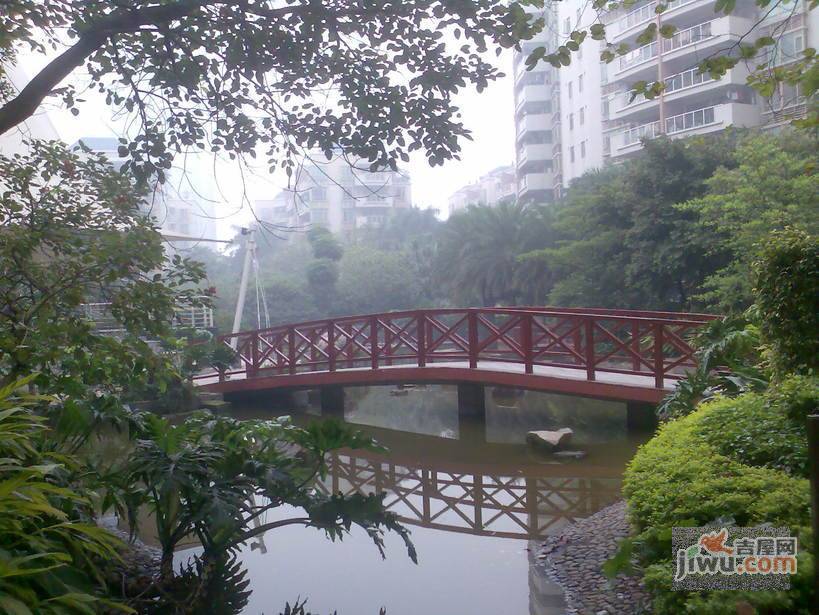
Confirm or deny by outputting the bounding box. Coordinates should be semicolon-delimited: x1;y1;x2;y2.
526;428;573;452
536;500;650;614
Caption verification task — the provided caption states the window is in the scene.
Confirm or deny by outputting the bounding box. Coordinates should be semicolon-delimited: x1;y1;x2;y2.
569;113;574;130
568;81;573;99
580;141;586;158
563;17;570;34
578;75;584;93
311;208;328;224
343;209;356;222
579;107;585;125
569;146;575;162
601;98;610;119
776;31;805;64
310;186;327;201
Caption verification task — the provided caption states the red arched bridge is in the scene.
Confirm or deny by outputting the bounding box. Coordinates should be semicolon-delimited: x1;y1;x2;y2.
193;307;715;404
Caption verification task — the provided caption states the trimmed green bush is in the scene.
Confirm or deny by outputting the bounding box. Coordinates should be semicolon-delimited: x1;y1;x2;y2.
625;413;810;531
622;396;813;614
695;392;809;477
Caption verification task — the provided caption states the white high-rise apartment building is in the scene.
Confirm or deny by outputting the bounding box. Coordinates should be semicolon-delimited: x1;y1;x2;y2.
512;7;560;205
256;151;412;234
515;0;816;200
447;164;516;215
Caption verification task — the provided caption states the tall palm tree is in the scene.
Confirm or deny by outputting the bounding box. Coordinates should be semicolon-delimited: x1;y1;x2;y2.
436;202;547;306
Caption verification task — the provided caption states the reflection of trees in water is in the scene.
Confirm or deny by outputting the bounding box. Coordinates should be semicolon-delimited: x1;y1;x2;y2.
317;451;622;539
344;384;460;438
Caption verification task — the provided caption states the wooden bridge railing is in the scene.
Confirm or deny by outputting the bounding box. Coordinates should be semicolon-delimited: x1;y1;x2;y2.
193;307;715;389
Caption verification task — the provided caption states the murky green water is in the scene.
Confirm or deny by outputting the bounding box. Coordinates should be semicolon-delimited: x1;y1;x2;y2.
177;384;649;615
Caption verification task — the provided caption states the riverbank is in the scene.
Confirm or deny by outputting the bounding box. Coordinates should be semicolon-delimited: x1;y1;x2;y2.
535;500;649;614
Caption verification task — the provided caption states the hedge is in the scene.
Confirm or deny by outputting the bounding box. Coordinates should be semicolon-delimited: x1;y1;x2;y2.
622;391;814;614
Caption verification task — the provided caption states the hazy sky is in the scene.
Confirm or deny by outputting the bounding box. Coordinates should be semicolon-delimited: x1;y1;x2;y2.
15;45;517;227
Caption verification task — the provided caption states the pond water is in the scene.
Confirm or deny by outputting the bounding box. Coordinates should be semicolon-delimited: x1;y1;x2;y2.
176;384;649;615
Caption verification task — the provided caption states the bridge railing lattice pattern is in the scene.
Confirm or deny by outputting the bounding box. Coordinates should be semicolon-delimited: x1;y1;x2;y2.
194;307;714;388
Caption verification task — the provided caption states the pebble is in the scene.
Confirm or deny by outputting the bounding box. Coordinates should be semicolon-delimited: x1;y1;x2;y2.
535;500;650;614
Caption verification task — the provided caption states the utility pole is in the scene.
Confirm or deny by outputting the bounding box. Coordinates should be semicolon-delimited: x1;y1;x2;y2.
231;226;256;348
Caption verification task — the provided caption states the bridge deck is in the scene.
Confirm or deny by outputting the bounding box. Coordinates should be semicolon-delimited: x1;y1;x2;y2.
194;307;715;404
197;360;678;403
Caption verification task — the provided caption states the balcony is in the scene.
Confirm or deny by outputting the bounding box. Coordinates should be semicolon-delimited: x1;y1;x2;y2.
515;84;552;111
518;113;551;133
611;102;760;157
517;143;552;170
609;65;751;122
614;16;754;81
610;0;713;42
518;171;552;194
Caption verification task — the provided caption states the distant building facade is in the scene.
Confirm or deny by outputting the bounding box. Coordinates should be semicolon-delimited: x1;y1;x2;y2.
71;137;218;242
447;165;517;215
256;152;412;234
514;0;817;200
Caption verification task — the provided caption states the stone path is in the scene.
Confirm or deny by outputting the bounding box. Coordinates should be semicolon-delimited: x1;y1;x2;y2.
535;500;650;614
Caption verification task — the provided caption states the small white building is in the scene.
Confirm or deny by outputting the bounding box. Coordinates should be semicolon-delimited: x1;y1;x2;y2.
256;151;412;234
447;165;517;215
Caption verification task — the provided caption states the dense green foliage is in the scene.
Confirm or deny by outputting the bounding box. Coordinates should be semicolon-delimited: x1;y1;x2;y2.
618;239;819;613
684;134;819;310
752;228;819;377
696;381;815;478
0;380;128;615
622;396;814;614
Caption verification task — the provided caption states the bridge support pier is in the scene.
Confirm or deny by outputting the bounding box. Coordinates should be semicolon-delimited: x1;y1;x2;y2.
626;401;658;432
457;383;486;419
320;386;345;418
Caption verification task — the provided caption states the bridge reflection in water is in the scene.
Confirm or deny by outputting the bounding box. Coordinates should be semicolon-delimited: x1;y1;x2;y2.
318;450;622;540
235;393;639;615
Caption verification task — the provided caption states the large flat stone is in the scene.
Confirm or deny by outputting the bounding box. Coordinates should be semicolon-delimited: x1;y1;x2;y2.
526;428;573;452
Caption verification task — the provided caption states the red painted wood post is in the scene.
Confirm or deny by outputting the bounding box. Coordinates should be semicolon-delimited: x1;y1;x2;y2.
468;309;479;369
572;323;582;364
384;318;393;366
327;320;336;372
521;313;534;374
584;317;596;381
631;321;641;372
370;315;379;370
417;312;426;367
249;333;259;377
653;321;665;389
287;327;296;375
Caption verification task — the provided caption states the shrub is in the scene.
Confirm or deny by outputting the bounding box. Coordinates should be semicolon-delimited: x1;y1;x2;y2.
753;228;819;376
622;401;813;614
694;392;809;477
625;414;810;531
766;374;819;424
